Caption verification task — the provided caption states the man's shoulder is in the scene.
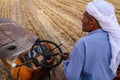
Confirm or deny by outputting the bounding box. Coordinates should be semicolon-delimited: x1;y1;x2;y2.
76;31;108;46
75;36;87;47
78;34;98;42
83;30;108;40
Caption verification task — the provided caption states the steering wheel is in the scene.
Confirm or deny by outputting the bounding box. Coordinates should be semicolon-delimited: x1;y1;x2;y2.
30;39;63;68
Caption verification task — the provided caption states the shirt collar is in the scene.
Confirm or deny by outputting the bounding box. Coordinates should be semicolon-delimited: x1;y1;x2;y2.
88;28;105;35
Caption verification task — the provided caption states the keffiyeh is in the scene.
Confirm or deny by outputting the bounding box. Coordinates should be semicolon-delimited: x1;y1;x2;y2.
86;0;120;73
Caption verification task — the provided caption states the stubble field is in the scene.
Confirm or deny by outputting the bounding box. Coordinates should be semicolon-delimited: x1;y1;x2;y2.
0;0;120;80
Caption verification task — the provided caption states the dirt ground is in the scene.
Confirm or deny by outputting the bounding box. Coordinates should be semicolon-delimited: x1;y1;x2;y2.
0;0;120;80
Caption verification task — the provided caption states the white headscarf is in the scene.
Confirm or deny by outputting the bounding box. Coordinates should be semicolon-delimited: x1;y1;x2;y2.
86;0;120;73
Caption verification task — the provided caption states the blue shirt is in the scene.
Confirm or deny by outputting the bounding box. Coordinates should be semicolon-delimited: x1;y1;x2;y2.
63;29;116;80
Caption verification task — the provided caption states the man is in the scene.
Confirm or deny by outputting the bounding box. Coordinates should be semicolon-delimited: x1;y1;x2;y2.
61;0;120;80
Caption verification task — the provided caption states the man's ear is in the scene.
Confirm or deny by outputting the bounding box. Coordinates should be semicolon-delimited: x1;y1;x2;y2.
91;19;100;30
90;19;98;30
91;18;96;25
89;19;95;27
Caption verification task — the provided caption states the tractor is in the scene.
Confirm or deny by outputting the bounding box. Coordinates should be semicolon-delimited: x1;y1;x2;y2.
0;18;64;80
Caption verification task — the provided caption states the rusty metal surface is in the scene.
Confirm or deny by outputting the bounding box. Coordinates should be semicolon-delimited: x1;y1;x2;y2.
0;38;34;58
0;31;13;46
0;42;24;58
14;38;33;50
0;18;37;58
0;18;37;46
0;23;37;41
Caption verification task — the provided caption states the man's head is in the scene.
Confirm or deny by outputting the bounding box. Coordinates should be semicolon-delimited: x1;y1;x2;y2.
85;0;119;30
81;11;100;32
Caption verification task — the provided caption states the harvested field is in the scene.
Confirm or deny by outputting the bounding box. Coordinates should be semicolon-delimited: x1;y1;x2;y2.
0;0;120;51
0;0;120;80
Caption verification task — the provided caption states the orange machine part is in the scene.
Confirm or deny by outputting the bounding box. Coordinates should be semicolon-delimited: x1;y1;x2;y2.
12;58;32;80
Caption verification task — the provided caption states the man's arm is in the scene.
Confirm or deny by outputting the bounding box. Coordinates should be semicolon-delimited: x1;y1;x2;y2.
63;41;85;80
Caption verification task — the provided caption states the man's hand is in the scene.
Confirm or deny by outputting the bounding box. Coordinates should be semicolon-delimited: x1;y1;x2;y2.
60;53;69;60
